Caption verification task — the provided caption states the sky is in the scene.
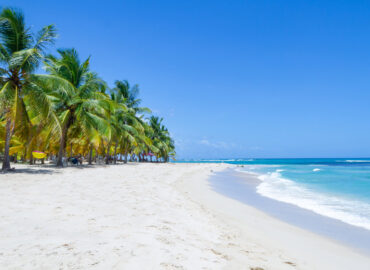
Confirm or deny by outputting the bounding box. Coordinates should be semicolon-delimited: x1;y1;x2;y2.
4;0;370;159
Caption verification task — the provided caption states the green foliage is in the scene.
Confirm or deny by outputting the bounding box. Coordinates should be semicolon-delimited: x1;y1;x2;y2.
0;7;175;169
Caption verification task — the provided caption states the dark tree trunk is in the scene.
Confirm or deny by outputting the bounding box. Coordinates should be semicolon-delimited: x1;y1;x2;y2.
22;146;27;163
88;145;93;165
124;151;128;164
105;141;111;164
2;117;13;171
69;143;73;158
57;127;67;167
113;140;118;164
29;153;34;165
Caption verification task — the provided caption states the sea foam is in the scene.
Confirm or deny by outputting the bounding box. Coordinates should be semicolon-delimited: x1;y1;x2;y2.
345;160;370;163
256;170;370;231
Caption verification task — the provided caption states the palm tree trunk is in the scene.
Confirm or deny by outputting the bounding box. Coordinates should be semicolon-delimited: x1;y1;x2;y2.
2;117;13;171
105;141;111;164
56;127;67;167
88;145;93;165
21;146;27;163
124;151;128;164
69;143;73;158
29;153;34;165
113;140;118;164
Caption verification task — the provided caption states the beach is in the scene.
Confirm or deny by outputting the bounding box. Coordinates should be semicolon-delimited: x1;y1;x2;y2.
1;163;369;269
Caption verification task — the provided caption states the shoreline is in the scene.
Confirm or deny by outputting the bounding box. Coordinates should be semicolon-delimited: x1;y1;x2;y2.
1;163;369;269
208;168;370;255
176;164;370;269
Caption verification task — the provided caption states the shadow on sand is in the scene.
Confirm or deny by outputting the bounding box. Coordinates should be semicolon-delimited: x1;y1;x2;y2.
0;161;144;174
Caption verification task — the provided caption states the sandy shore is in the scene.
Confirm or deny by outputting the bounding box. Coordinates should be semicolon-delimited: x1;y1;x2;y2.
0;163;369;269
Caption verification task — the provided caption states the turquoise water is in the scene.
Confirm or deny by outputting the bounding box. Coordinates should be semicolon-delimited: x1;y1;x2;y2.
176;158;370;230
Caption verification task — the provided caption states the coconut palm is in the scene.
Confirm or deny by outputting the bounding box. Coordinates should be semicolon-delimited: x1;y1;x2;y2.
44;48;110;167
149;116;175;162
0;8;57;170
110;80;153;162
0;7;175;169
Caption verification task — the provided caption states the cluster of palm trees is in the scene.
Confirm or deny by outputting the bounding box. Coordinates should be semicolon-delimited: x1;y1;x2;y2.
0;8;175;171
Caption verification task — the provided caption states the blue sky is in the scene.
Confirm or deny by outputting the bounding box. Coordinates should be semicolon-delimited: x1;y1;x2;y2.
5;0;370;159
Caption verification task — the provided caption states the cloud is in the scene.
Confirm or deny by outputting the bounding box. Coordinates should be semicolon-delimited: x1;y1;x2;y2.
199;139;211;146
174;138;185;149
198;139;235;149
173;137;243;159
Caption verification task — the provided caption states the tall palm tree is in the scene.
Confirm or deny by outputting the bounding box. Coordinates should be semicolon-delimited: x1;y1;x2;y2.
0;8;57;170
0;8;175;169
44;48;109;167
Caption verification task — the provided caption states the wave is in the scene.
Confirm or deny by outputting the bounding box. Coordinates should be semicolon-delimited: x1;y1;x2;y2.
344;160;370;163
313;168;321;172
199;159;248;162
256;172;370;231
201;159;227;161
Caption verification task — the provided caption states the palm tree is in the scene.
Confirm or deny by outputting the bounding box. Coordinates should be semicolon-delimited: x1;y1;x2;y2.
110;80;152;163
149;116;175;162
0;8;57;170
44;48;109;167
0;8;175;169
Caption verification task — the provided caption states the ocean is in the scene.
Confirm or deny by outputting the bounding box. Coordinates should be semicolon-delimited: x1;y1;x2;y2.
177;158;370;231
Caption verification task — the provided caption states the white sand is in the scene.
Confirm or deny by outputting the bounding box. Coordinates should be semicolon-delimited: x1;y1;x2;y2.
0;163;369;269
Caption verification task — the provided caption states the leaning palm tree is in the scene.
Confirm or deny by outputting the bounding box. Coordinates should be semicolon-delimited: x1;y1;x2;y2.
149;116;175;162
0;8;57;170
44;48;110;167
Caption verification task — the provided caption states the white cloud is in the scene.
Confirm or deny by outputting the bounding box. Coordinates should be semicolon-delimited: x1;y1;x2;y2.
198;139;235;149
199;139;211;146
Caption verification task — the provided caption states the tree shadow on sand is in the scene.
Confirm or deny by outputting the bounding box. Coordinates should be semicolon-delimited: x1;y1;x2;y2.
1;168;57;175
0;164;58;175
0;162;144;174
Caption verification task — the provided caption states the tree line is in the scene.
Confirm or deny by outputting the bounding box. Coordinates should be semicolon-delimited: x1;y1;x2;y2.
0;8;175;171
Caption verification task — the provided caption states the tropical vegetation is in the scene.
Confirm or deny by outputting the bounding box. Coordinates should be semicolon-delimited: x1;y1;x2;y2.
0;7;175;171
